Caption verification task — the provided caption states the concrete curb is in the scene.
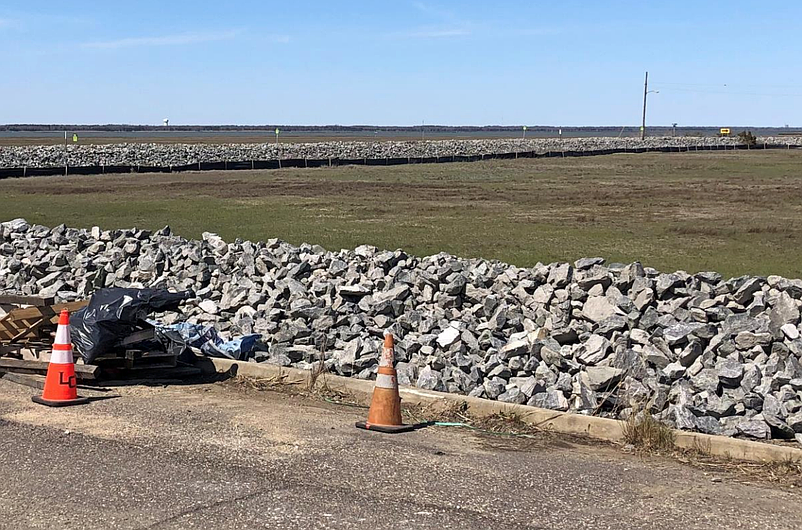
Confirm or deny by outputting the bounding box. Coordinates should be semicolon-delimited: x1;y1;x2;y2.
207;358;802;464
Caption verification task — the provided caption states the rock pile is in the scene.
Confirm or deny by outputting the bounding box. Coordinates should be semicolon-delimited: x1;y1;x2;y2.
2;136;799;168
2;218;802;444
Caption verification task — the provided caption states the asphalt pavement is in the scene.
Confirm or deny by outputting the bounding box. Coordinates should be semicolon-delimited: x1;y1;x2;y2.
0;377;799;529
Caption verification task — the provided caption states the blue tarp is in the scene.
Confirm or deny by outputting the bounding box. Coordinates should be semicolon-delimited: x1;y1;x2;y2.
152;321;261;361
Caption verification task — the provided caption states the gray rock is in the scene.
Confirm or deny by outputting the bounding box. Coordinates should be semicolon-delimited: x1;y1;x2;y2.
662;362;686;380
656;273;683;298
499;338;530;359
717;360;744;387
529;389;569;411
582;366;624;391
574;257;605;270
642;343;671;369
694;415;722;435
663;323;702;346
733;277;763;305
547;262;572;287
788;412;802;433
691;369;720;394
734;331;771;350
198;300;219;314
531;284;554;305
764;414;796;439
575;266;612;290
781;323;800;340
436;326;460;348
582;296;621;323
498;387;527;404
736;417;770;439
339;284;371;297
770;291;800;328
668;405;698;431
417;366;444;391
395;362;416;386
483;378;507;399
576;334;610;365
595;315;629;336
721;313;760;337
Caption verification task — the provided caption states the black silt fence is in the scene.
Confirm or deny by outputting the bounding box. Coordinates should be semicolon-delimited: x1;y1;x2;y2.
103;165;135;173
69;166;104;175
137;165;171;173
172;163;199;172
0;168;25;178
253;160;280;169
339;158;367;166
280;158;307;168
199;161;226;171
26;167;65;176
306;158;330;168
226;161;254;171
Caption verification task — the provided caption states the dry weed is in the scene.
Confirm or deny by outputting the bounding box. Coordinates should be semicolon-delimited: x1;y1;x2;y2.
622;409;676;452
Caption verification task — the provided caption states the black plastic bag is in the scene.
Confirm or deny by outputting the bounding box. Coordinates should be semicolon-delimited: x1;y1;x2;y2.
71;288;193;364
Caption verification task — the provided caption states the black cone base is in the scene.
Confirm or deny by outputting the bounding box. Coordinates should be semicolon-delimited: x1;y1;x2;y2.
32;395;90;407
355;420;417;433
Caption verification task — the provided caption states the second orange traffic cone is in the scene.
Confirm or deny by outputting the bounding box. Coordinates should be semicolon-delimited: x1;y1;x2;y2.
32;310;89;407
356;334;414;433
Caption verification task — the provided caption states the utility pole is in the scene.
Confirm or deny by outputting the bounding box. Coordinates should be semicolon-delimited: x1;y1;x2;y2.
640;71;648;140
64;131;68;175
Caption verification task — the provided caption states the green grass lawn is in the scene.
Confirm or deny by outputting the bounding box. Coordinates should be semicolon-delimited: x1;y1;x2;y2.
2;150;802;279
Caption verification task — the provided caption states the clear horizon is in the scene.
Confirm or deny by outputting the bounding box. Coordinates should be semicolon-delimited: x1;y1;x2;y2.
1;123;798;129
3;1;802;127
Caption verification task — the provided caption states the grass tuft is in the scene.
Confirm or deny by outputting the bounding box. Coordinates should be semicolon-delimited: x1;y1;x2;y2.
622;409;676;452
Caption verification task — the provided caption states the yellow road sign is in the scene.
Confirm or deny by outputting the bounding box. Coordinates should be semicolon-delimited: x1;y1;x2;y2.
720;128;731;136
72;134;78;143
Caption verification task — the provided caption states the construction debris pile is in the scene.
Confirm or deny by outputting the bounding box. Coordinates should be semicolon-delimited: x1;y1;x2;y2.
2;136;799;168
2;218;802;443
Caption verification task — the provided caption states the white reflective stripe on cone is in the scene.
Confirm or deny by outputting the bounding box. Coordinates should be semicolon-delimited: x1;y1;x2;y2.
50;348;74;365
379;346;394;367
375;374;397;389
54;323;71;345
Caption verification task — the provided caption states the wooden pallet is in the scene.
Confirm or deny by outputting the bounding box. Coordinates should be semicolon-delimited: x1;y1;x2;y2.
0;298;88;344
91;327;178;371
94;349;178;371
0;358;100;381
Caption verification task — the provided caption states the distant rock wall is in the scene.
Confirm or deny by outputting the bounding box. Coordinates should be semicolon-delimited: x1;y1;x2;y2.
2;136;800;168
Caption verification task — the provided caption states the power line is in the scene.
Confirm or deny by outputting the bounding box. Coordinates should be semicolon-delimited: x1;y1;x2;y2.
655;81;801;89
652;87;802;98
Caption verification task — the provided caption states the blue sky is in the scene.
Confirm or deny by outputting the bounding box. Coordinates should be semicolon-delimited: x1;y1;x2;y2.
2;1;801;126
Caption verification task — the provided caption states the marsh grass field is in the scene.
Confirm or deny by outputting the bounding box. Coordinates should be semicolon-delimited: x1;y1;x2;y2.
2;150;801;279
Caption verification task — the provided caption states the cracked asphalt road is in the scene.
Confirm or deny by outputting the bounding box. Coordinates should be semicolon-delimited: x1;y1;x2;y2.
0;378;799;529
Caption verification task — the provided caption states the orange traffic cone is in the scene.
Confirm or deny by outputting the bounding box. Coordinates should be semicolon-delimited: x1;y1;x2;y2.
32;310;89;407
356;334;415;433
